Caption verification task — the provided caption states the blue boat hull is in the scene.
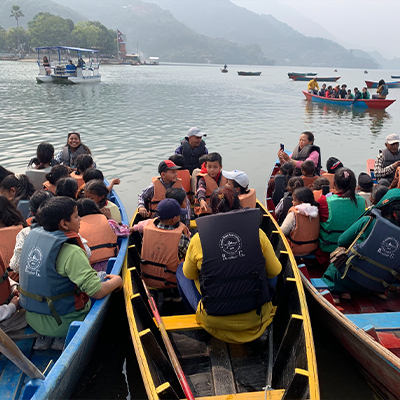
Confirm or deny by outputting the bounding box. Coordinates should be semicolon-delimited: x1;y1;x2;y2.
0;183;128;400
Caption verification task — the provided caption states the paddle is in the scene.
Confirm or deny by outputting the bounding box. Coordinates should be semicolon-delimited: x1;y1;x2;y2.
0;326;45;380
142;281;195;400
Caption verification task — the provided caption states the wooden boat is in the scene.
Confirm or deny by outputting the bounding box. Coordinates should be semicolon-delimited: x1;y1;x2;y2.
366;158;377;184
220;68;228;73
266;159;400;399
0;184;128;400
287;72;317;77
237;71;262;76
290;76;340;82
391;76;400;79
123;203;319;399
303;90;396;110
365;80;400;89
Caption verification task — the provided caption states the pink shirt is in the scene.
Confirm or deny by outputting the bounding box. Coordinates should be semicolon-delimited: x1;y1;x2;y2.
289;150;319;169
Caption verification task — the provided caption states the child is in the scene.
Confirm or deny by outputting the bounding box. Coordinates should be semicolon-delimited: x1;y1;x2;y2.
43;165;70;194
271;163;294;206
137;160;190;220
280;187;320;257
222;169;256;208
370;185;389;206
55;177;78;199
141;198;190;303
301;160;318;188
10;190;54;275
166;187;190;226
84;180;122;222
0;174;35;219
82;168;120;193
70;154;93;188
169;154;191;201
19;196;123;351
76;198;118;272
275;177;304;225
312;177;331;201
0;196;26;281
322;157;343;190
195;152;227;215
26;143;58;190
356;172;373;207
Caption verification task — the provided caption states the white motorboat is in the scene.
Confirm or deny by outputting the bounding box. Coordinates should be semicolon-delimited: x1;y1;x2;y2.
36;46;101;84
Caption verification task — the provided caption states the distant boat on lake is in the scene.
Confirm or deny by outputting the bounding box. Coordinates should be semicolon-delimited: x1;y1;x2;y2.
237;71;261;76
365;80;400;89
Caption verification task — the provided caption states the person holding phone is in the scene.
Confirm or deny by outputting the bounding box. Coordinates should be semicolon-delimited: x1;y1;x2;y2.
278;132;321;175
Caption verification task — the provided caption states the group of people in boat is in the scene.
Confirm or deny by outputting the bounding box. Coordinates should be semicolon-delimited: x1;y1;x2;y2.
308;77;389;101
0;131;127;350
42;56;85;76
270;131;400;302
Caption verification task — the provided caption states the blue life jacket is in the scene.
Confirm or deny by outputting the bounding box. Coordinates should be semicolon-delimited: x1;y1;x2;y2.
381;84;389;96
19;227;85;325
196;208;274;316
340;209;400;292
180;138;206;174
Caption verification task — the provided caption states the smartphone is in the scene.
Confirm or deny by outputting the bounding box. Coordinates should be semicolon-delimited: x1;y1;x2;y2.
280;143;284;151
322;185;330;195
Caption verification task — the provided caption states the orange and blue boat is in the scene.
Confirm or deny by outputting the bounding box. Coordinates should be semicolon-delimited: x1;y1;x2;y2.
366;80;400;89
303;90;396;110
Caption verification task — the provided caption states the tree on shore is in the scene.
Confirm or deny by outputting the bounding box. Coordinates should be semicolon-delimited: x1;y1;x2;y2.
10;5;24;50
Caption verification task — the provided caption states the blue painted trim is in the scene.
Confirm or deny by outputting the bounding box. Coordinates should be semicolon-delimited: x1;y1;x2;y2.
347;312;400;330
310;278;329;290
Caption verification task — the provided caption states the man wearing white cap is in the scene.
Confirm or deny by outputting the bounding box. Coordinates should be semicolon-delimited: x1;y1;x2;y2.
374;134;400;183
175;127;208;174
222;170;257;208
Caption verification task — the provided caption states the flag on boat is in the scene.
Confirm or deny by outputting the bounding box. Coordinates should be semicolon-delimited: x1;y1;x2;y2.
117;29;125;43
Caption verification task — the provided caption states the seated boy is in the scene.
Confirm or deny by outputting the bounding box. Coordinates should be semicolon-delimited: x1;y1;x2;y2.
301;160;318;188
166;187;190;227
357;172;373;207
137;160;191;220
222;170;257;208
19;196;122;351
141;198;190;303
195;153;227;215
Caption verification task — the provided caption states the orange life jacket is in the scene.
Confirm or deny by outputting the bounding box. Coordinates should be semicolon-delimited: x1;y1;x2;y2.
70;171;84;188
302;176;318;189
321;173;335;191
239;188;256;208
149;177;182;217
0;225;24;283
287;206;320;256
79;214;118;264
313;189;322;201
26;216;34;226
43;181;56;194
177;169;191;197
194;173;228;215
0;252;11;305
141;219;189;289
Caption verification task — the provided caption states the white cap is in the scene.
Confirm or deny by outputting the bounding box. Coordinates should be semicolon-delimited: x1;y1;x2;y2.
222;170;249;189
386;134;400;144
188;127;207;137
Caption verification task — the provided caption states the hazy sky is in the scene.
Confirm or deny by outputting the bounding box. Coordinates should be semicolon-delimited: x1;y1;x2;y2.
232;0;400;59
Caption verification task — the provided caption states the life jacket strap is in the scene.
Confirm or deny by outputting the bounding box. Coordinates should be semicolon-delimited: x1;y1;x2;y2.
289;236;319;245
18;286;81;326
202;271;259;286
141;272;177;286
89;243;118;251
141;259;177;275
0;269;8;285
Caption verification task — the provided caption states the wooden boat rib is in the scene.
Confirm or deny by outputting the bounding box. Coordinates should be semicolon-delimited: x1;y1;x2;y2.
0;183;128;400
290;76;340;82
266;159;400;399
303;90;396;110
123;203;319;400
365;80;400;89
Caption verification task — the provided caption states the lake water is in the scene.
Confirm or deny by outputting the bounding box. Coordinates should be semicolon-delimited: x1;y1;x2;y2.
0;60;392;399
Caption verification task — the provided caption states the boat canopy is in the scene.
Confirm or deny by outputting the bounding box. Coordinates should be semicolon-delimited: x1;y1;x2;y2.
35;46;99;53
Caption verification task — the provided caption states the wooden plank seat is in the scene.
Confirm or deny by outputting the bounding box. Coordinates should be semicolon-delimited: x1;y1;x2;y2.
195;390;285;400
310;279;329;290
347;311;400;330
160;314;202;331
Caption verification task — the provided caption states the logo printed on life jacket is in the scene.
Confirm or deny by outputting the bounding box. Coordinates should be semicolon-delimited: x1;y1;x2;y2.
219;232;245;261
151;242;167;261
25;246;43;277
378;236;399;259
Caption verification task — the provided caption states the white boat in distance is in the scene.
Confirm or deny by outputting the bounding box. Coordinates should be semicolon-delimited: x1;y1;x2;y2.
36;46;101;84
